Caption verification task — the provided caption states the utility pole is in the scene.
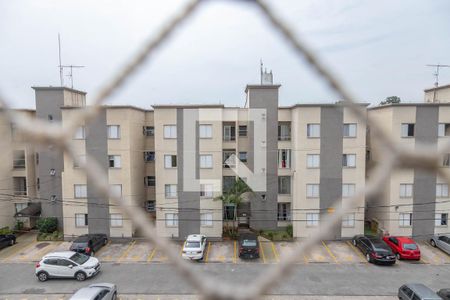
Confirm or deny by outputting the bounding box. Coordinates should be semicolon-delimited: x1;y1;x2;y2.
426;64;450;102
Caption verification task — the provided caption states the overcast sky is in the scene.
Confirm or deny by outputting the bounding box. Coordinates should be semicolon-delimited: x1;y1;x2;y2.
1;0;450;109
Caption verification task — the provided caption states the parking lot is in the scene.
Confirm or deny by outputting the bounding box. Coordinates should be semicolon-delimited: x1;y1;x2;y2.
1;234;449;266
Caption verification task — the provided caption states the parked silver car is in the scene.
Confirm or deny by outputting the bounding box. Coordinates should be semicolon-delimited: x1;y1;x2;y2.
430;234;450;255
70;283;117;300
398;283;441;300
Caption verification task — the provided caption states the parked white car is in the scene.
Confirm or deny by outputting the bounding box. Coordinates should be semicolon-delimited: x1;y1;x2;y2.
35;251;101;282
430;234;450;255
70;283;117;300
181;234;207;261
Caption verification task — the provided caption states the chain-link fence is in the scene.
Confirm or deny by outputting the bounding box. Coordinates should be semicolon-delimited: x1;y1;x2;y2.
1;0;449;299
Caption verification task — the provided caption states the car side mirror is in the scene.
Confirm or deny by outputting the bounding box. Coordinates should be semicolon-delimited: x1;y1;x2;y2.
68;265;73;268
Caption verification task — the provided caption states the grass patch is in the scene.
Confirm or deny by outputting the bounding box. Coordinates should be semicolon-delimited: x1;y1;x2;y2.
260;229;293;241
37;231;64;241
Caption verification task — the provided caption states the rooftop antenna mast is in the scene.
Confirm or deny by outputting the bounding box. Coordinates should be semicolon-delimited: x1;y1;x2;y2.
426;63;450;102
57;34;85;88
260;59;263;85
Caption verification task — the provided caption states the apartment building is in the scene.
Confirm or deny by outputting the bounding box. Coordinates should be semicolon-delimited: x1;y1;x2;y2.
425;84;450;103
0;74;368;240
367;103;450;239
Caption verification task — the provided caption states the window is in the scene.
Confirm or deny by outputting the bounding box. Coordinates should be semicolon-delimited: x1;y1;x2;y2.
223;176;235;192
145;176;155;187
107;125;120;139
401;123;414;137
143;126;154;136
13;150;25;169
306;154;320;168
13;177;26;196
110;184;122;197
342;213;355;227
75;214;88;227
223;150;236;168
163;125;177;139
399;213;412;227
146;200;156;212
201;213;213;227
342;154;356;167
35;153;39;165
443;154;450;167
278;176;291;194
436;184;449;197
307;124;320;138
200;184;213;198
278;149;291;168
37;178;40;190
239;125;247;137
343;123;357;138
144;151;155;162
223;125;235;141
165;184;177;198
108;155;121;168
399;184;413;198
15;203;28;213
110;214;123;227
165;213;178;227
164;155;177;168
224;204;235;220
277;203;291;221
435;213;448;226
438;123;450;137
342;184;356;198
199;124;212;138
73;126;85;139
238;152;247;163
200;154;213;168
74;184;87;198
278;123;291;141
306;213;319;227
306;184;319;198
73;155;86;168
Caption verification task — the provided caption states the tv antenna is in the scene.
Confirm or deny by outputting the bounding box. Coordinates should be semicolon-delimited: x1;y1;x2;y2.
426;63;450;88
58;34;85;88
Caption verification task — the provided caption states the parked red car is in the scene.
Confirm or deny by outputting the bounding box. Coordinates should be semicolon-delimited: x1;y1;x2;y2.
382;236;420;260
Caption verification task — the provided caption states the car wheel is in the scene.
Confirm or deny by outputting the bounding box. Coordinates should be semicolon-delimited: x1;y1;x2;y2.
91;251;95;257
396;253;401;260
352;240;357;246
366;254;371;263
37;271;49;282
103;238;108;246
75;271;87;281
430;239;436;247
9;239;14;246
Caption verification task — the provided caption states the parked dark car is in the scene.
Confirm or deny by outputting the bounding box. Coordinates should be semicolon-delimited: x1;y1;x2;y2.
437;288;450;300
0;234;16;250
70;234;108;256
352;235;396;265
398;283;441;300
238;233;259;259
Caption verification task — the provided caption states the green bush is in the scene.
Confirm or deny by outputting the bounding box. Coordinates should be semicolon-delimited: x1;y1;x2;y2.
286;224;293;237
37;231;63;241
0;227;13;235
14;220;24;231
36;217;58;234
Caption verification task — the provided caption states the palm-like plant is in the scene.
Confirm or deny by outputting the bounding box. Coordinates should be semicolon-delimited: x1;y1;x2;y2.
215;178;254;234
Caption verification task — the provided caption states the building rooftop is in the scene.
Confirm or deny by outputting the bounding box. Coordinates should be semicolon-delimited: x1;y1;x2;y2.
424;83;450;92
31;86;87;95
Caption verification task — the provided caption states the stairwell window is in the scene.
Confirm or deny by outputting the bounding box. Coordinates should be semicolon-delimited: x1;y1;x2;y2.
199;124;212;139
342;154;356;168
200;184;213;198
278;176;291;195
307;124;320;138
306;154;320;168
165;184;177;198
343;123;357;138
165;213;178;227
278;122;291;141
163;125;177;139
401;123;415;137
164;155;177;168
306;184;320;198
278;149;291;168
74;184;87;198
400;184;413;198
239;125;247;137
110;214;123;227
110;184;122;197
73;126;86;139
306;213;319;227
75;214;88;227
342;213;355;227
201;213;213;227
438;123;450;137
200;155;213;169
107;125;120;139
399;213;412;227
435;213;448;226
436;184;449;197
342;184;356;198
223;124;235;141
108;155;121;168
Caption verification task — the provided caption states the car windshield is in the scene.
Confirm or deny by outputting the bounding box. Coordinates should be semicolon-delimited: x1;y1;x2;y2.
185;241;200;248
242;239;257;247
403;243;417;250
69;252;90;265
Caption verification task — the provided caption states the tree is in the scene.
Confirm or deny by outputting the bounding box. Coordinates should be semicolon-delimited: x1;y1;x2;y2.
380;96;401;105
215;178;254;236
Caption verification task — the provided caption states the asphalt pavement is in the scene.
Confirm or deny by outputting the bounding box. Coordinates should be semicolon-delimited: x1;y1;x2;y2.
0;262;448;297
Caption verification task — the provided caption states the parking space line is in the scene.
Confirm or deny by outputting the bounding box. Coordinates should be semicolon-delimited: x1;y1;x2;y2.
205;242;211;262
32;242;62;261
180;242;185;256
346;240;366;263
96;240;110;257
147;247;156;263
271;242;280;263
322;241;338;264
259;242;267;264
233;241;237;264
118;240;136;262
2;240;36;262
